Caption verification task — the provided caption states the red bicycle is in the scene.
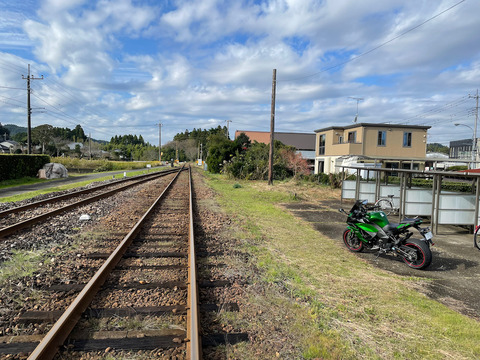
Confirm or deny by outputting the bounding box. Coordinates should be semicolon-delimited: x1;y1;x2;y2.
475;225;480;250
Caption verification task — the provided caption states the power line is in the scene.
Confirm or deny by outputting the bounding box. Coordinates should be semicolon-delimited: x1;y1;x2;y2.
0;85;25;90
278;0;467;82
0;94;26;105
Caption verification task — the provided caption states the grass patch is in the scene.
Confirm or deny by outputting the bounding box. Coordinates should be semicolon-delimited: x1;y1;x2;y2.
0;176;49;190
0;249;46;285
51;157;161;172
201;172;480;359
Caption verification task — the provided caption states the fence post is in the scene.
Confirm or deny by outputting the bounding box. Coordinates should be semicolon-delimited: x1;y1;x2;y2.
355;169;361;200
434;174;442;235
475;177;480;231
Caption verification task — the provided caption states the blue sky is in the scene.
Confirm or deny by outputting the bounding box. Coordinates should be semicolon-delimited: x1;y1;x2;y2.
0;0;479;147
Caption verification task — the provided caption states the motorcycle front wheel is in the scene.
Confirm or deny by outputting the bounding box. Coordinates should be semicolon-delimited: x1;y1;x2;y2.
343;229;364;252
400;239;432;269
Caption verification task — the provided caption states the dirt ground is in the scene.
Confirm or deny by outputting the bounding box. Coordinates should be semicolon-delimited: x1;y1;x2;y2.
283;198;480;321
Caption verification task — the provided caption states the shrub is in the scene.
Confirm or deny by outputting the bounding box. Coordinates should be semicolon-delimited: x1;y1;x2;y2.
446;165;468;171
0;154;50;181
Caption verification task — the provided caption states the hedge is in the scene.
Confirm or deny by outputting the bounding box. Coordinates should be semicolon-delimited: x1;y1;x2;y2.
0;154;50;181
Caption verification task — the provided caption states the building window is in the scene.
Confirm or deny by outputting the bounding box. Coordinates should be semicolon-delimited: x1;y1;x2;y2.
347;131;356;143
403;132;412;147
377;131;386;146
319;134;326;155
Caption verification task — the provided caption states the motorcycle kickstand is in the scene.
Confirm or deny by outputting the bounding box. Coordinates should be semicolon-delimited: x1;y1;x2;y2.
374;246;390;260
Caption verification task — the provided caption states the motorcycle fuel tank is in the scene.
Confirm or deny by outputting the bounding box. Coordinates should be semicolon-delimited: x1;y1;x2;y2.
366;211;389;227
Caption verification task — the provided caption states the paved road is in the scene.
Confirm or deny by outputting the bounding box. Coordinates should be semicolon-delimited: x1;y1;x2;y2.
0;168;160;199
284;198;480;320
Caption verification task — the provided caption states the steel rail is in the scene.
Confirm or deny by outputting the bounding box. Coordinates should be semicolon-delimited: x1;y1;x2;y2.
0;168;179;218
186;165;201;359
0;169;181;239
27;167;184;360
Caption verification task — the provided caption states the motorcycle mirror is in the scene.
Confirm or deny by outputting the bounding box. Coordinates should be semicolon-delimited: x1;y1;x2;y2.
361;199;368;205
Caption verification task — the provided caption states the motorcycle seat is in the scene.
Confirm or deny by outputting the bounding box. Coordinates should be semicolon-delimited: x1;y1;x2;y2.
400;217;420;225
384;223;400;232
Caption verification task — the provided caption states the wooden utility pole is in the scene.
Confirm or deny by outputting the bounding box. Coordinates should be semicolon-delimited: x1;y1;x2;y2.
158;123;162;162
22;64;43;154
268;69;276;185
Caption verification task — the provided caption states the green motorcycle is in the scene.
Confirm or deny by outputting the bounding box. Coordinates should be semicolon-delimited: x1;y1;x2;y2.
339;199;434;270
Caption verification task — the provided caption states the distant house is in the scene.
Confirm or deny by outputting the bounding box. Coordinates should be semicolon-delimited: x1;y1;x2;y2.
314;123;430;174
66;142;84;150
0;140;20;153
234;130;316;171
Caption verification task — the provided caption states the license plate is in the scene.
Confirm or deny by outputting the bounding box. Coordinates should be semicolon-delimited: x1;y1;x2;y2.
424;231;433;240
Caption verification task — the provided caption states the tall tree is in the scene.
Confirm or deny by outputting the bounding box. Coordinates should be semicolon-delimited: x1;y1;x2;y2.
32;124;54;154
0;123;10;140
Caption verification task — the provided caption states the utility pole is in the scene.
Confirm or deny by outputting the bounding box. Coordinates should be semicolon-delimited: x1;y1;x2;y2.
268;69;276;186
469;89;479;168
89;133;92;160
348;96;364;123
158;123;162;163
22;64;43;154
225;120;232;139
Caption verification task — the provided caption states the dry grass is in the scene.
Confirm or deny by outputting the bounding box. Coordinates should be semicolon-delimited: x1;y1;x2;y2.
201;172;480;360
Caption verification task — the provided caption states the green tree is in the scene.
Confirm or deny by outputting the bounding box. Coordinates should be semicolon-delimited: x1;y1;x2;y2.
74;144;82;157
0;123;10;140
427;143;449;155
12;132;27;144
71;124;86;142
32;124;54;154
223;140;293;180
206;133;237;173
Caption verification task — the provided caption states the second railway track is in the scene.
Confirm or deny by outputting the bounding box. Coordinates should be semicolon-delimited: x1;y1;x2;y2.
0;168;180;239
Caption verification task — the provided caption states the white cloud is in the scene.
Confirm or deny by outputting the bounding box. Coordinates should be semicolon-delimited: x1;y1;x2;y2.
0;0;478;146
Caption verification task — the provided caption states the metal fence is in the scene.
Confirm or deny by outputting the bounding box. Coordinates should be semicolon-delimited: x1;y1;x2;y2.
339;166;480;234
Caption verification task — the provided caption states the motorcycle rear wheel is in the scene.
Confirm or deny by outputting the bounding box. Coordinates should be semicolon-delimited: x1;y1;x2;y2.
343;229;364;252
400;239;432;269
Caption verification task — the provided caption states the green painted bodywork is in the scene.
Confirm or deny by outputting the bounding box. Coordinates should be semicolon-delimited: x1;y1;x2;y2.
366;211;389;227
357;223;379;233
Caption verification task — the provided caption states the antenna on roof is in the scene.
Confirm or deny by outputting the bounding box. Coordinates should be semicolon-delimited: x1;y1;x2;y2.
348;97;364;123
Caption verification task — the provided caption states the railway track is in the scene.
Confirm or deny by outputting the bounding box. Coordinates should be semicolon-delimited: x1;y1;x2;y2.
0;166;248;359
0;168;180;239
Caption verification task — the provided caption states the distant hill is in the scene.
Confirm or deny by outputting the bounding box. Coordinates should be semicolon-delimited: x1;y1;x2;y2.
3;123;107;144
4;124;27;136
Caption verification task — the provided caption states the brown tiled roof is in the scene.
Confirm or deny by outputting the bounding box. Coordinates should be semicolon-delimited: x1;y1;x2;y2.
235;130;315;151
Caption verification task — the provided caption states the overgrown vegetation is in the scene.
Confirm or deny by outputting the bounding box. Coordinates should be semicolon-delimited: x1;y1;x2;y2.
203;172;480;359
383;176;475;193
51;157;160;172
